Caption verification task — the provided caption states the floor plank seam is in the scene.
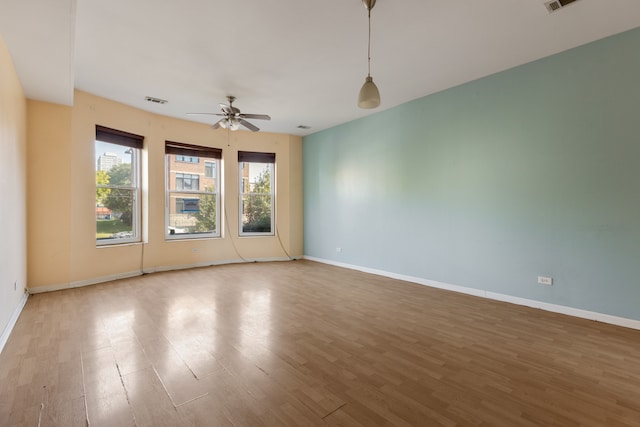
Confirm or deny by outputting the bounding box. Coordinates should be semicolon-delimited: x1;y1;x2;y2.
321;402;347;420
150;364;208;409
151;365;177;407
174;392;210;408
165;333;200;380
79;352;91;427
256;364;269;376
36;402;44;427
115;360;138;426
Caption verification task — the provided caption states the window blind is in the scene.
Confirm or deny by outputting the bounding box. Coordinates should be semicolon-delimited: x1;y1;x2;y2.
238;151;275;163
96;125;144;149
165;141;222;159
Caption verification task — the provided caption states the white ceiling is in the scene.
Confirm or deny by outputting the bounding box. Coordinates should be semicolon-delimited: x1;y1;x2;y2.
2;0;640;136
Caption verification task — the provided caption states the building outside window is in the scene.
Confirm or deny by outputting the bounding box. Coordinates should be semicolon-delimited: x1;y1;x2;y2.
97;152;122;171
176;155;199;163
238;151;275;235
95;125;143;245
175;173;200;191
166;141;221;239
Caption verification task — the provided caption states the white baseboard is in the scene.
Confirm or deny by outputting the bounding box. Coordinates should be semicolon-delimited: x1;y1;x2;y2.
27;256;299;294
303;256;640;331
142;256;296;274
0;293;29;354
28;270;143;294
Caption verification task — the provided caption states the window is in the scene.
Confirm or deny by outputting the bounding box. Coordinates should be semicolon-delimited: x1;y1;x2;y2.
238;151;275;235
166;141;222;239
205;161;216;178
175;173;200;191
95;125;143;245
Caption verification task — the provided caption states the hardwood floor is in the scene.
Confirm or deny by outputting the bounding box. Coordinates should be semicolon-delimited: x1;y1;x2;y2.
1;260;640;426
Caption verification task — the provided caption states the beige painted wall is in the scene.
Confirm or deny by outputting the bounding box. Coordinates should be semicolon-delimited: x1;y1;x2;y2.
0;34;28;339
27;90;303;291
27;101;73;287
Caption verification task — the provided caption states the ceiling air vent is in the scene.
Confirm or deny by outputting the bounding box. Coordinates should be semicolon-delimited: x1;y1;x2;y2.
144;96;167;105
544;0;579;13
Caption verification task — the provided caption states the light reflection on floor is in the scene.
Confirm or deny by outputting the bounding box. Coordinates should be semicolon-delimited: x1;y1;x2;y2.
239;289;272;357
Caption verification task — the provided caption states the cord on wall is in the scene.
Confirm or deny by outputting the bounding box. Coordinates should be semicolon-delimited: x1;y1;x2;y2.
275;223;293;260
140;241;146;274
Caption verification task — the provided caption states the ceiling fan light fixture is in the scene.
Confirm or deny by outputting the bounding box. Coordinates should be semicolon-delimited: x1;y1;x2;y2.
358;76;380;109
187;96;270;132
219;117;240;131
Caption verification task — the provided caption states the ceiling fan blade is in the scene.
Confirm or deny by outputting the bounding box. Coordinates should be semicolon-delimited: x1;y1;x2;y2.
211;119;225;129
238;119;260;132
220;104;233;114
240;114;271;121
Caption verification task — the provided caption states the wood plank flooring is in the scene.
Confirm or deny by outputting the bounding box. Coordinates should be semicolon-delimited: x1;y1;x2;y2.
1;260;640;426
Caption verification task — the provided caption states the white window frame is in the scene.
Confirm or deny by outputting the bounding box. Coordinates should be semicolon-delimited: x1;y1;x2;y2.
95;140;141;246
238;160;275;237
165;149;221;240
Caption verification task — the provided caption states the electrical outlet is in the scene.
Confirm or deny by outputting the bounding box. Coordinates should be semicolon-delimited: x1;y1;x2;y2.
336;247;342;253
538;276;553;286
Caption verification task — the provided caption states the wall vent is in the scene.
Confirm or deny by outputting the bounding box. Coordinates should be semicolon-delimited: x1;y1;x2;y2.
144;96;168;104
544;0;579;13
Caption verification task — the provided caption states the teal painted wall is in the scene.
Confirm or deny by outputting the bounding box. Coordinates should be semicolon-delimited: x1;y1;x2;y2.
303;27;640;320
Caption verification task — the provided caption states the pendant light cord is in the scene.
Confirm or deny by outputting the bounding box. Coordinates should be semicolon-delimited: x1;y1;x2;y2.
367;8;372;77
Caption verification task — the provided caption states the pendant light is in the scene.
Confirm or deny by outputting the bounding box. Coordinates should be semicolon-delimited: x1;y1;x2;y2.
358;0;381;109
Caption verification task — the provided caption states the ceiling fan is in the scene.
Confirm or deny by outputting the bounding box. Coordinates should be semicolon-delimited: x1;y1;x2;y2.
188;96;271;132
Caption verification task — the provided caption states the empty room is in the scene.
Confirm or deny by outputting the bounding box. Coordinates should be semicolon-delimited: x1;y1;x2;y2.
1;0;640;425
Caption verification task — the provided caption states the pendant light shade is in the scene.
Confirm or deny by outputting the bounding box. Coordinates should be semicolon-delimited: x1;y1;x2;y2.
358;0;380;109
358;76;380;109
